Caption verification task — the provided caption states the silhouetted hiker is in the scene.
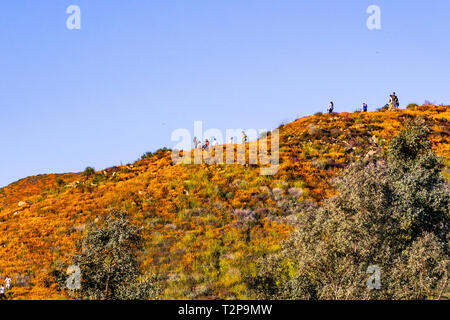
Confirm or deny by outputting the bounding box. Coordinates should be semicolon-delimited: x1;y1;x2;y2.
242;131;248;143
0;285;5;300
328;101;334;114
363;103;368;112
204;139;210;150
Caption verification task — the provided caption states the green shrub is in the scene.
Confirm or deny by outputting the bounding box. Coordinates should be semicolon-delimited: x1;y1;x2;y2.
70;210;161;300
247;120;449;300
377;104;389;111
92;174;105;185
141;152;153;160
83;167;95;177
155;147;171;154
56;178;66;187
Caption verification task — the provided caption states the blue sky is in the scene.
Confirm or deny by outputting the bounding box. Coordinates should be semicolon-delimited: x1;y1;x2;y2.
1;0;449;187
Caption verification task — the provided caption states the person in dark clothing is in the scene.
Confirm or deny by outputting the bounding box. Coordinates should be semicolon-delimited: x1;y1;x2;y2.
328;101;334;114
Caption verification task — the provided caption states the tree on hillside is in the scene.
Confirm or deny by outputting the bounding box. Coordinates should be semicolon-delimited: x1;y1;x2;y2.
83;167;95;177
246;119;449;300
387;120;448;242
70;210;160;300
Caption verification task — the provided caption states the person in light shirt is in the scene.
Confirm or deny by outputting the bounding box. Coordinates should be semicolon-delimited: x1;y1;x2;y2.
328;101;334;114
5;276;11;290
0;285;5;300
241;131;248;143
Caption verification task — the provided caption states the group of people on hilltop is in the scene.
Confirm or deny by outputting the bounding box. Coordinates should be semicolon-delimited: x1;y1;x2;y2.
193;131;248;151
193;137;219;151
327;92;399;114
388;92;400;110
0;276;11;300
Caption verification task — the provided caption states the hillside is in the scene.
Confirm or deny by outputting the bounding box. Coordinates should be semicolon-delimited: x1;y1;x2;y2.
1;105;449;300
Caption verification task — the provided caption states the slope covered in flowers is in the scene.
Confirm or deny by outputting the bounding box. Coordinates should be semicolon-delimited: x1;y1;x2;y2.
0;105;449;299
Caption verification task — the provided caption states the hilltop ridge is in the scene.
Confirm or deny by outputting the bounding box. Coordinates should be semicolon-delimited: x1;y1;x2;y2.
1;105;449;299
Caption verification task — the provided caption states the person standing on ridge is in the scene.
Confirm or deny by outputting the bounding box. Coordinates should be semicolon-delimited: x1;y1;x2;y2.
328;101;334;114
363;103;368;112
242;131;248;143
389;92;399;110
193;137;199;149
212;138;218;147
394;92;399;108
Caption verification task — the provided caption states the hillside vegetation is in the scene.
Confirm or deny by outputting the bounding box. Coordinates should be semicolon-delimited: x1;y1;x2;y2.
0;105;449;299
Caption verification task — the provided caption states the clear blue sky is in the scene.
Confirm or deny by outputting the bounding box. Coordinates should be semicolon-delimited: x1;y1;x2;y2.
1;0;449;187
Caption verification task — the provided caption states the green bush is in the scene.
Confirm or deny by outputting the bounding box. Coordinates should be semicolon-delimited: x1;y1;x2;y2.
70;210;161;300
377;104;389;111
56;178;66;187
92;174;105;185
83;167;95;177
247;120;449;300
141;152;153;160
